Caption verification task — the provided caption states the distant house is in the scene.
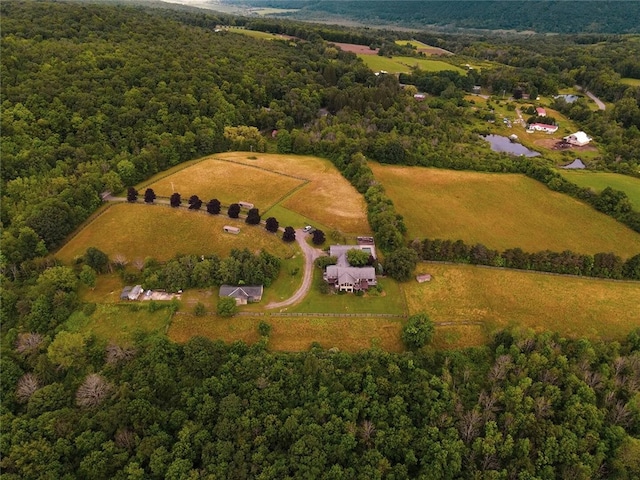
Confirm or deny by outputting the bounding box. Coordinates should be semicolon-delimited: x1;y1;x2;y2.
121;285;143;301
219;285;263;305
238;201;254;209
323;244;378;293
536;107;547;117
223;225;240;234
472;85;482;94
416;274;432;283
414;93;426;100
563;131;591;146
529;123;558;134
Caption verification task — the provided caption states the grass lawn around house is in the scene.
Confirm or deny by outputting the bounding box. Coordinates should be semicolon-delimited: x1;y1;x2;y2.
56;203;298;263
65;303;173;344
370;163;640;258
404;263;640;341
168;313;405;352
560;171;640;211
357;54;464;74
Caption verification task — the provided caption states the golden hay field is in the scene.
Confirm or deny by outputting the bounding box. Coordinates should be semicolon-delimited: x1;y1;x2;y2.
56;203;297;263
405;263;640;341
169;314;405;352
371;163;640;258
212;153;371;234
144;157;304;210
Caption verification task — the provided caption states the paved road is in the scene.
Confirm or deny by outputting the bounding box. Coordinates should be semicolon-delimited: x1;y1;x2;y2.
266;229;324;310
575;85;606;111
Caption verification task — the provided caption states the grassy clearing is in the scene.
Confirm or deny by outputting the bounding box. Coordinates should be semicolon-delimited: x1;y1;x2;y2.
66;304;172;344
227;27;284;40
168;314;405;352
560;171;640;210
357;55;464;74
212;152;371;234
284;269;407;315
262;204;331;233
621;78;640;86
56;203;297;263
431;324;489;350
404;263;640;341
144;157;304;210
78;274;124;304
371;163;640;258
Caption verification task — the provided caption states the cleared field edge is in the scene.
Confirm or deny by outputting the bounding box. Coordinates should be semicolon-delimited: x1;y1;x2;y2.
370;163;640;258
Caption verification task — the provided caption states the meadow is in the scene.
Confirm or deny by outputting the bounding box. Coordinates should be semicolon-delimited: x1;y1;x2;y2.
143;157;305;210
394;39;453;55
357;55;464;74
620;78;640;86
404;263;640;342
212;153;371;235
55;203;297;263
168;313;406;352
370;163;640;258
560;170;640;210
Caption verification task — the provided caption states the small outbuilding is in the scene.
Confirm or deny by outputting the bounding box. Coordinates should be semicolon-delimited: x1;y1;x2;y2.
120;286;132;301
238;201;254;209
529;123;558;134
128;285;144;301
563;131;591;147
219;285;263;305
416;274;432;283
223;225;240;234
536;107;547;117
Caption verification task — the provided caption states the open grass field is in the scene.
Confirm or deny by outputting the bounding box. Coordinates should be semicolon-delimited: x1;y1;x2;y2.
212;153;371;234
405;263;640;341
560;171;640;211
227;27;291;40
143;157;305;210
394;39;453;56
65;304;172;344
168;314;405;352
56;203;297;263
370;163;640;258
621;78;640;87
357;55;464;74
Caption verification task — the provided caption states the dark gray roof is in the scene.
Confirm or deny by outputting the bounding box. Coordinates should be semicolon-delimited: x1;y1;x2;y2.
219;285;263;299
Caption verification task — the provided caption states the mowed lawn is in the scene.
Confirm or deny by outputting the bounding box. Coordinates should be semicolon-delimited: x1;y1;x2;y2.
169;314;405;352
213;153;371;234
560;171;640;211
358;55;464;74
143;157;304;210
405;263;640;341
56;203;297;263
371;164;640;258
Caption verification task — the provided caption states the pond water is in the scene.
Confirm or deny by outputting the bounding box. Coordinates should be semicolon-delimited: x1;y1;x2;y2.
482;134;541;157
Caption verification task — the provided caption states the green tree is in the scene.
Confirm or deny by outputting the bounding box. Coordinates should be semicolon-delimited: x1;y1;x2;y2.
217;297;238;317
194;302;206;317
245;208;261;225
346;248;370;267
401;313;435;349
228;203;240;218
47;331;86;369
384;247;418;281
85;247;110;273
79;265;97;288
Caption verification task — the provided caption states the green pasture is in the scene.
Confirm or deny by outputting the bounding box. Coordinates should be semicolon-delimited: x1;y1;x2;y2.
560;171;640;211
358;55;464;74
621;78;640;86
405;263;640;341
371;163;640;258
227;27;284;40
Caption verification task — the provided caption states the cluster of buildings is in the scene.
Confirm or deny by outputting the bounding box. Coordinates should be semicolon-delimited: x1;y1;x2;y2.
323;242;378;293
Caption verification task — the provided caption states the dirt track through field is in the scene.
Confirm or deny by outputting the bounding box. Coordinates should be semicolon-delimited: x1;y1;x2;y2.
267;229;324;310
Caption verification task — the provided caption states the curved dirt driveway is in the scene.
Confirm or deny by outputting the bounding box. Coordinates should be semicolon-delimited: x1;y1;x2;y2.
267;229;324;310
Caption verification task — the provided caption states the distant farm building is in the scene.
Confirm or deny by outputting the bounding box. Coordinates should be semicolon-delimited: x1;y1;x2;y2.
563;131;592;146
529;123;558;134
561;159;587;170
219;285;263;305
414;93;426;100
416;274;432;283
238;201;254;209
223;225;240;234
121;285;143;301
536;107;547;116
472;85;482;94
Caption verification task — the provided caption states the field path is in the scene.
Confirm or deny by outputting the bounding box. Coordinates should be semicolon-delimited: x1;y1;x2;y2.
267;229;324;310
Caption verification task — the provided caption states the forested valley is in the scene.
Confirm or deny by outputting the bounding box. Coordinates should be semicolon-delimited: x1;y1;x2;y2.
1;2;640;478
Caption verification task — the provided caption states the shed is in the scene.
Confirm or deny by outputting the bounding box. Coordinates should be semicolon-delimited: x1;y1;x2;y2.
120;286;132;301
223;225;240;234
238;201;254;209
563;131;591;147
536;107;547;117
416;274;432;283
128;285;143;301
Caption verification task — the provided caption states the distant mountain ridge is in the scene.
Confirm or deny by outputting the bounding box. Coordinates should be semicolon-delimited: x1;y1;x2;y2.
225;1;640;34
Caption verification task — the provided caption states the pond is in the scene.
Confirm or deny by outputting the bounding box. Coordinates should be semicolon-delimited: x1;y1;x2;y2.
482;134;541;157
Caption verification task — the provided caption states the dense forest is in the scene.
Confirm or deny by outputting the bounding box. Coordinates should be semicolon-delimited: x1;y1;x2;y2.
1;2;640;477
231;0;640;34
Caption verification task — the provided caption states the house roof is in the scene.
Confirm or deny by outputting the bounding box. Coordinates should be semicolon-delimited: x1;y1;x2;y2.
219;285;263;299
565;131;591;144
536;107;546;114
530;123;558;131
326;265;376;283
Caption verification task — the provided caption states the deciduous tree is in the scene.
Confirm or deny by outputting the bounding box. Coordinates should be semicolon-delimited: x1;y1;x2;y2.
144;188;156;204
188;195;202;210
227;203;240;218
312;229;326;245
282;226;296;243
127;187;138;202
245;208;261;225
402;313;435;349
217;297;238;317
170;193;181;208
265;217;279;233
206;199;221;215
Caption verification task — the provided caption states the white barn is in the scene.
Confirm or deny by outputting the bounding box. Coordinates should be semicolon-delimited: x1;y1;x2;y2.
563;131;591;146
